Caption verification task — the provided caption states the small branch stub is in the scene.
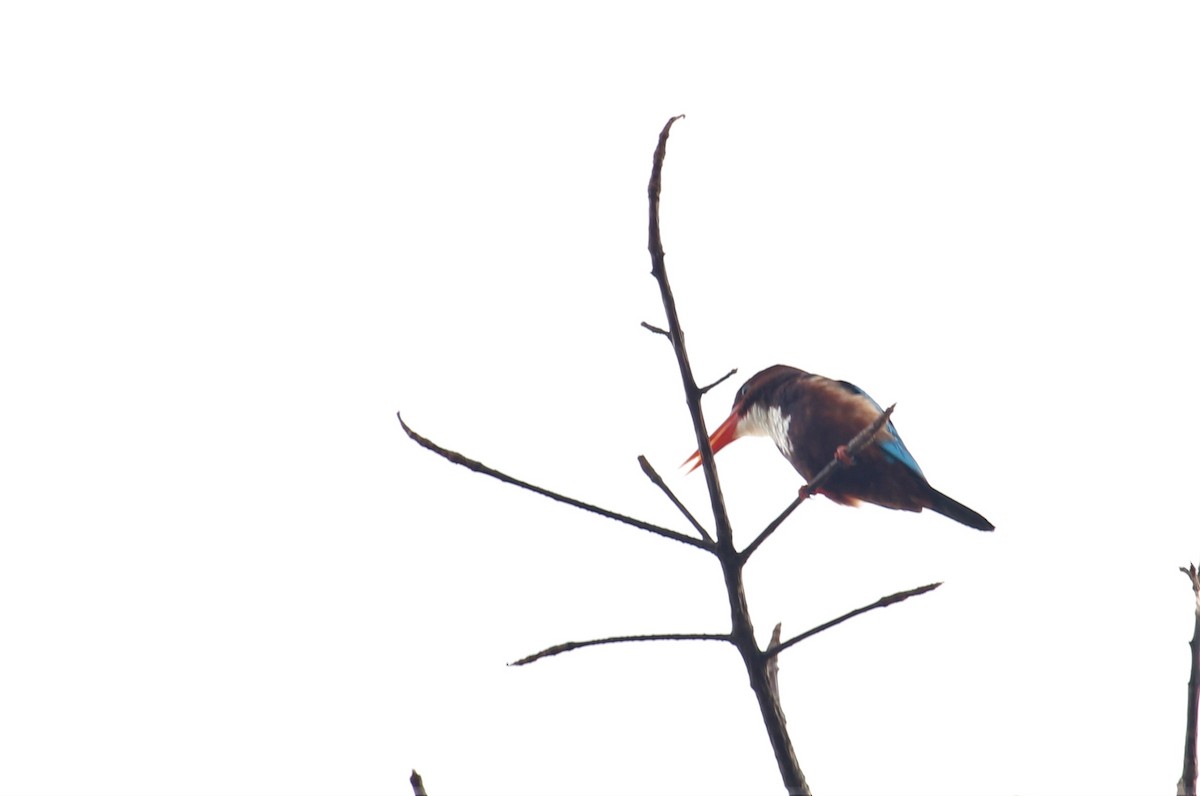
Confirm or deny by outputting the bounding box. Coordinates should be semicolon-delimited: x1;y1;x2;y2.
641;321;671;338
766;623;783;710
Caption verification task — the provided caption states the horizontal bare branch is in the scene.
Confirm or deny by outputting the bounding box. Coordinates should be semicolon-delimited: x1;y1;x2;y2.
510;632;732;666
397;413;709;551
765;581;943;659
740;404;897;562
638;455;713;544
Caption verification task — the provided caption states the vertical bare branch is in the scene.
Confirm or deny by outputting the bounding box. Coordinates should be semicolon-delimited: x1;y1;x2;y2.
646;115;811;796
1180;563;1200;796
410;769;428;796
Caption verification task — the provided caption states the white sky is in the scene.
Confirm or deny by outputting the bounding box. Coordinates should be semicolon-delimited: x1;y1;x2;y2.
2;2;1199;795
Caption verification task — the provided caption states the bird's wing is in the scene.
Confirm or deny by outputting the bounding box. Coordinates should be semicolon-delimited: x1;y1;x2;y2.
834;379;926;479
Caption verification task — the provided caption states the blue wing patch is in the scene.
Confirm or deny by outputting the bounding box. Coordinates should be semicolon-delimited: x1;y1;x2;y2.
835;379;926;478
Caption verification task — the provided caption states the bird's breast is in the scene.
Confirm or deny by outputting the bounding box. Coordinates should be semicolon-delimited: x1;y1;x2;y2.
737;403;794;459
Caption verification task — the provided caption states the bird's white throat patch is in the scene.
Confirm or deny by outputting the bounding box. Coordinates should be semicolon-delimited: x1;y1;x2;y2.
737;404;793;458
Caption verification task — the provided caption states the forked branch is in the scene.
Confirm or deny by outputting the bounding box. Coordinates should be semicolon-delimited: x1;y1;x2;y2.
397;413;709;551
638;455;713;544
398;117;952;796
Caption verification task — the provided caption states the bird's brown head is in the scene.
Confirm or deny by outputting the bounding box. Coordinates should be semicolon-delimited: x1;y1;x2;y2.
683;365;805;473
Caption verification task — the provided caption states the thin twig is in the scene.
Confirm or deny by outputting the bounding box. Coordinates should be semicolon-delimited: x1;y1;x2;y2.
1179;562;1200;796
510;632;732;666
740;404;896;562
641;321;671;337
765;582;943;659
698;368;739;396
638;455;713;544
398;413;708;552
410;769;428;796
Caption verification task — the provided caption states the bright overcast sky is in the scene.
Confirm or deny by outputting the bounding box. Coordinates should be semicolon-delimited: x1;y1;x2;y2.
3;3;1199;795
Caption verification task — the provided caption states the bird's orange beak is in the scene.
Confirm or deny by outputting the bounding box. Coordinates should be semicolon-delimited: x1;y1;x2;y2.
683;408;742;474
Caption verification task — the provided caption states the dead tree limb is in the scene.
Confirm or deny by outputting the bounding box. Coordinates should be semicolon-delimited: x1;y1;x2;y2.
1180;563;1200;796
410;769;428;796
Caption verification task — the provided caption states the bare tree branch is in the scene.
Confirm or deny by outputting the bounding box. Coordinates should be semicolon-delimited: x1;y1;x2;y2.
646;115;811;796
398;117;948;796
698;367;739;396
638;455;713;544
740;404;897;562
397;413;709;552
1180;562;1200;796
410;769;428;796
510;632;732;667
765;582;943;659
641;321;671;338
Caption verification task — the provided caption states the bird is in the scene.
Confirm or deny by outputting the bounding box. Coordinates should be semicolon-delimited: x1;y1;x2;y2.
685;365;994;531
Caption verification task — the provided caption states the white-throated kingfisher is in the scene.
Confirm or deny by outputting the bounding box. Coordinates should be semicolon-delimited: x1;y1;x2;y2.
685;365;994;531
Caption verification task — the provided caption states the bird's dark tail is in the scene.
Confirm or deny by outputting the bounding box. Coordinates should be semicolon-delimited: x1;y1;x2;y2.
927;488;994;531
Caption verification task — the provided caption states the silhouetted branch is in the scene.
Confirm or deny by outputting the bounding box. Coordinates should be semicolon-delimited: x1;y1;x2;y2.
410;769;428;796
740;404;896;562
699;367;739;396
638;455;713;544
1179;562;1200;796
510;632;732;667
398;413;708;552
646;115;811;796
641;321;671;337
765;582;943;659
